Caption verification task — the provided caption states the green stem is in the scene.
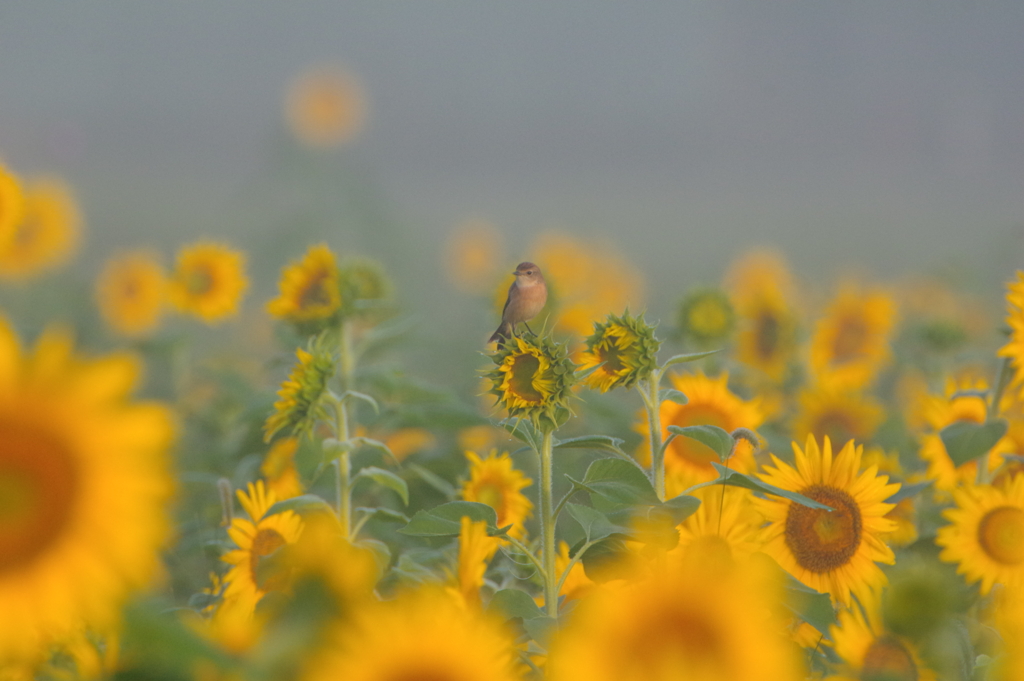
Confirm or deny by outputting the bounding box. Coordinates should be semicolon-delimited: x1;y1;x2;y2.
643;379;666;501
503;535;548;581
333;391;352;540
539;428;558;618
339;320;355;392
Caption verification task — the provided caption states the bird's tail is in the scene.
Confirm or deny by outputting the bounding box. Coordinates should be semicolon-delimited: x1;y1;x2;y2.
488;322;512;344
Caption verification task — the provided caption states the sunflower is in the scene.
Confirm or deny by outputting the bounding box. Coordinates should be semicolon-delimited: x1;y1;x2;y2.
936;477;1024;595
95;251;167;337
485;334;576;431
547;560;801;681
792;380;884;450
578;311;660;392
167;242;248;323
916;376;1007;494
735;289;799;383
554;540;594;604
669;485;765;569
829;595;937;681
809;285;898;389
445;218;503;292
221;481;305;610
0;177;80;281
263;343;336;442
303;586;523;681
725;249;796;302
639;372;763;488
452;517;501;609
0;319;173;664
260;437;304;500
267;244;342;328
286;65;366;148
755;435;900;606
0;162;24;243
677;286;735;348
461;450;533;540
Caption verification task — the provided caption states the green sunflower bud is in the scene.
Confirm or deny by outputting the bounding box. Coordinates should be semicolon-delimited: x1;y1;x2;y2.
579;310;660;392
677;287;735;347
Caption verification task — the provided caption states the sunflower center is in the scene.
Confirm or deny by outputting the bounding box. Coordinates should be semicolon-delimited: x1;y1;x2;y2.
474;483;504;519
508;353;543;404
812;410;858;447
185;267;214;296
13;216;41;249
597;340;626;375
977;506;1024;565
832;315;869;363
785;484;862;573
755;311;781;359
298;271;336;311
861;634;918;681
249;527;288;591
0;419;79;572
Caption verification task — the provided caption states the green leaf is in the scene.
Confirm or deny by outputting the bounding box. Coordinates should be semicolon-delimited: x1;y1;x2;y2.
488;589;545;621
355;466;409;505
349;437;395;461
570;458;659;508
565;503;631;543
392;554;437;584
523;616;557;646
885;480;932;504
398;501;498;537
265;494;335;518
940;419;1008;467
356;538;391;571
668;425;734;461
499;417;540;451
661;494;701;524
355;506;410;524
659;388;689;405
340;390;380;414
553;435;628;456
662;349;719;368
577;536;635;582
407;463;457;499
710;463;834;511
784;577;836;637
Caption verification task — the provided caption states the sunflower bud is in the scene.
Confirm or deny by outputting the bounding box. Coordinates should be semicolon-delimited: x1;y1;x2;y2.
264;339;337;442
677;287;735;348
485;334;576;432
578;311;660;392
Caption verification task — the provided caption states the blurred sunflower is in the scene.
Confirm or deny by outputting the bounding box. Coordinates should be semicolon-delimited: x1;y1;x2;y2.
676;286;735;348
0;177;81;281
578;311;660;392
221;481;304;610
830;595;937;681
937;477;1024;595
267;244;342;327
95;251;167;337
755;435;899;606
452;517;501;609
792;380;884;449
670;485;764;569
553;540;594;604
286;65;366;148
0;320;173;664
999;270;1024;400
304;586;523;681
485;334;576;431
639;372;762;489
167;242;248;323
260;437;304;500
547;561;800;681
725;249;796;302
460;450;533;540
445;218;504;293
809;285;898;389
0;162;24;242
263;343;336;442
382;427;435;462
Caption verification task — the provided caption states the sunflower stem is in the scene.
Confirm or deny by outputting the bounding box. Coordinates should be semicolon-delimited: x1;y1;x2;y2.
333;329;354;539
334;455;352;540
643;378;666;501
539;427;558;618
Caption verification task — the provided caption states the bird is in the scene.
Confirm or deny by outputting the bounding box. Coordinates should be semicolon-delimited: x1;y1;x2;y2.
489;262;547;343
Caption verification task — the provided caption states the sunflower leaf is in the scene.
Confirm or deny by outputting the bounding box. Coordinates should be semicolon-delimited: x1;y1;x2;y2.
661;349;720;369
940;419;1008;467
265;494;336;518
499;417;541;451
398;501;498;537
660;493;702;523
710;463;834;511
407;463;457;500
355;466;409;506
784;578;837;637
885;480;932;504
659;388;689;405
339;390;380;414
488;589;546;621
354;506;410;523
553;434;629;457
668;425;734;461
574;457;660;508
566;503;632;543
348;437;395;462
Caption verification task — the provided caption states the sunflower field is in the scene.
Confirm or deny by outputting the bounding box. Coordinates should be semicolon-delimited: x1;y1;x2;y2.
4;42;1024;681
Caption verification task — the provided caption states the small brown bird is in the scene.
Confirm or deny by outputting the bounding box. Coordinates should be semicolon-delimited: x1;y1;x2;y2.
489;262;547;343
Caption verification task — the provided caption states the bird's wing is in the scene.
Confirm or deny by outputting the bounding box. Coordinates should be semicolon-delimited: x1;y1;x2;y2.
501;281;516;317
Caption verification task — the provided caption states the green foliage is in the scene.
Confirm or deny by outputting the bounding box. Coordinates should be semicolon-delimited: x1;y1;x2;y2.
939;419;1008;467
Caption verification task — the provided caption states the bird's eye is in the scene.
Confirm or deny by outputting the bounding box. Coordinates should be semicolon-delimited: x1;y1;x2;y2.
527;270;533;275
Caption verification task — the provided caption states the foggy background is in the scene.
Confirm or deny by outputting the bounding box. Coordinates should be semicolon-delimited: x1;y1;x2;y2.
2;1;1024;326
